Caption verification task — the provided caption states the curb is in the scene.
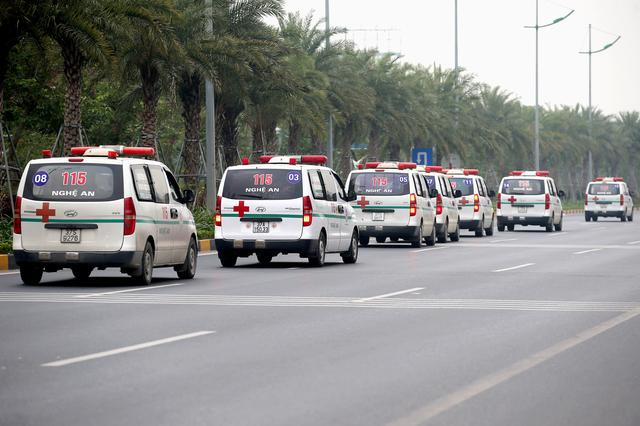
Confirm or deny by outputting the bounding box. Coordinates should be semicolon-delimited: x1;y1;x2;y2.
198;239;215;252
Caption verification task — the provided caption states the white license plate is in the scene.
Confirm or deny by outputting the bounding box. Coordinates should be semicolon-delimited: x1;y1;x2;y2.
517;207;528;214
252;221;269;233
372;212;385;221
61;229;81;243
599;204;608;209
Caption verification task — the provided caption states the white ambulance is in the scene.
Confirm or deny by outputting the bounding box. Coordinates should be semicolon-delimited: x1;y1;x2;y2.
584;177;634;222
13;146;198;285
345;161;436;247
214;155;359;267
497;170;564;232
447;168;495;237
420;166;461;243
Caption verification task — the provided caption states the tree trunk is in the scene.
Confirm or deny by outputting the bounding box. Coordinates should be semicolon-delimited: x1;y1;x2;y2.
288;120;302;154
61;43;84;154
140;64;159;152
179;71;202;188
216;99;244;168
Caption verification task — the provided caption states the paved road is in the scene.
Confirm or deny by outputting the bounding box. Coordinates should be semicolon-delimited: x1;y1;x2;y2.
1;215;639;426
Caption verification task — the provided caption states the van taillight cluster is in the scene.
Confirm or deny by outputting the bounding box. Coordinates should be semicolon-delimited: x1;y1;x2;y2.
13;196;22;234
584;193;588;206
545;193;551;210
620;194;624;206
215;196;222;226
473;194;480;212
409;193;417;216
435;193;443;215
123;197;136;235
303;196;313;226
497;193;501;209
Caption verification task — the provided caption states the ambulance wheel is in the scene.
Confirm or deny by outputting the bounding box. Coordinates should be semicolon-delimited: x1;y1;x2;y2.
424;222;436;246
376;237;386;244
554;214;563;231
218;250;237;267
20;266;43;286
309;233;326;267
497;224;505;232
585;213;590;222
437;220;449;243
485;216;495;236
133;242;154;285
176;238;198;279
621;214;627;222
507;224;515;232
450;221;460;242
359;236;370;246
475;216;484;237
628;212;633;222
592;216;598;222
390;237;399;242
71;266;93;281
341;231;359;264
546;215;554;232
256;252;273;265
411;224;423;248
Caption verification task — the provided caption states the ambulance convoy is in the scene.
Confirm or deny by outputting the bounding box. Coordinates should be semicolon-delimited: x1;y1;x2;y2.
10;145;634;284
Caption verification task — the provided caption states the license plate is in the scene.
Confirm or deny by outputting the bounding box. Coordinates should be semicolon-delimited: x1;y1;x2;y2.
372;212;385;221
517;206;528;214
61;229;81;243
600;204;607;209
252;221;269;233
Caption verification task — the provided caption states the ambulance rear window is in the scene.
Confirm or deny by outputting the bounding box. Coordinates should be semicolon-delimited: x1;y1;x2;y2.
450;177;475;196
349;172;410;196
501;178;544;195
23;163;123;202
222;169;302;200
588;184;620;195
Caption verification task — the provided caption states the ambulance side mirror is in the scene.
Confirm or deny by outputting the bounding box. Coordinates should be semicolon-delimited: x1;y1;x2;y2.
489;190;496;198
182;189;195;204
429;188;438;198
454;189;462;198
346;189;357;202
558;190;566;198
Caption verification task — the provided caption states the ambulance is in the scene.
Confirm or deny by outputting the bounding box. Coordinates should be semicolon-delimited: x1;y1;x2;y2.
13;146;198;285
447;168;495;237
420;166;461;243
496;170;564;232
345;161;436;247
584;177;634;222
214;155;359;267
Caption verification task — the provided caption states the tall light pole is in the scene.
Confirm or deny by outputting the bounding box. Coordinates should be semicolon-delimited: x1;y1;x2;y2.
454;0;458;70
325;0;334;168
579;25;621;181
204;0;217;209
525;1;573;170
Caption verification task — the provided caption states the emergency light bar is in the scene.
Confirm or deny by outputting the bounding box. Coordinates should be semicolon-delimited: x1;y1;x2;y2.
447;168;479;176
70;145;155;157
594;176;624;182
424;166;443;173
370;161;417;170
365;162;382;169
519;170;550;177
261;155;328;165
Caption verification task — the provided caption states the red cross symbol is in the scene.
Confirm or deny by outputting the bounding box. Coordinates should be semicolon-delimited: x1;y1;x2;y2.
357;196;370;208
593;196;599;201
507;196;517;204
458;197;469;206
35;202;56;223
233;201;250;218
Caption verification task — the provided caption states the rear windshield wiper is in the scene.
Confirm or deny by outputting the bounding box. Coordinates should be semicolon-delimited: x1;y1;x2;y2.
230;193;264;199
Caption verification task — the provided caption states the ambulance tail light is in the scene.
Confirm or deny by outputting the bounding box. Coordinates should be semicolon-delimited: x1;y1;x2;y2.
545;193;550;210
584;193;588;206
474;194;480;212
13;196;22;234
303;196;313;226
497;193;501;209
123;197;136;236
620;194;624;206
215;196;222;226
436;193;443;215
409;193;417;216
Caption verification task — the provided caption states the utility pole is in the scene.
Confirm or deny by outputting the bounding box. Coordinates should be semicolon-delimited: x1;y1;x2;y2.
205;0;216;209
579;25;621;182
525;1;573;170
325;0;333;168
454;0;458;71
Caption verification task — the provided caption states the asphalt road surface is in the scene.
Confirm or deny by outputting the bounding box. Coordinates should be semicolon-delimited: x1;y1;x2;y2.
1;214;640;426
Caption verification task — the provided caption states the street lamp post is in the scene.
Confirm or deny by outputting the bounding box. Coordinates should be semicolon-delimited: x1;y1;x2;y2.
579;25;621;181
205;0;216;209
325;0;334;168
525;1;574;170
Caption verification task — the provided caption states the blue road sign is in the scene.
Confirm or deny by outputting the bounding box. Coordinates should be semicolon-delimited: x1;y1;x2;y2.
411;148;433;166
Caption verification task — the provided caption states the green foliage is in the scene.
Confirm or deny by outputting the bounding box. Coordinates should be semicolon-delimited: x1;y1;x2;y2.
0;216;12;254
192;207;214;240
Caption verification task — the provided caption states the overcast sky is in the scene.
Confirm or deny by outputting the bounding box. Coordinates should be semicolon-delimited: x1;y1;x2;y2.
279;0;640;115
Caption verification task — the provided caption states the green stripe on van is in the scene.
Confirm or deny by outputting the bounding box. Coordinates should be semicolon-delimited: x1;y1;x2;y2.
351;205;409;209
22;218;124;223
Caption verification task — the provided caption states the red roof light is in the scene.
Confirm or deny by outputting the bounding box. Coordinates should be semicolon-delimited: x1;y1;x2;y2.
365;162;382;169
259;155;273;164
301;155;327;165
510;170;523;176
425;166;443;173
398;162;417;170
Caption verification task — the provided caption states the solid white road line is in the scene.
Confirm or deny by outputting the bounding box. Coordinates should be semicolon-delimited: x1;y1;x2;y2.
547;232;566;237
198;251;217;256
0;271;20;276
387;308;640;426
492;263;535;273
411;247;448;253
627;240;640;245
354;287;425;303
42;331;215;367
75;283;184;298
573;248;603;255
489;238;517;243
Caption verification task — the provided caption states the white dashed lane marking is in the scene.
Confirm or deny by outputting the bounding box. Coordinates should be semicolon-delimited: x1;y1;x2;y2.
492;263;535;273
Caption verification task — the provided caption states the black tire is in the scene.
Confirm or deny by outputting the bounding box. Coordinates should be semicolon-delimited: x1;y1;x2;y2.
341;231;359;264
218;250;238;267
309;233;326;267
132;241;154;285
485;216;495;236
628;212;634;222
475;216;484;237
376;236;386;244
437;220;448;243
424;222;436;246
450;221;460;242
546;215;554;232
585;213;590;222
507;224;515;232
411;223;423;248
71;265;93;281
359;236;370;247
592;216;598;222
621;214;627;222
554;214;563;232
20;265;43;285
390;237;399;242
497;224;505;232
177;238;198;279
256;252;273;265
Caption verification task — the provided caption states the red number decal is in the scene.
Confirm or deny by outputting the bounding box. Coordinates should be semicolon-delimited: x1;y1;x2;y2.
77;171;87;185
61;171;87;186
62;172;69;185
265;174;273;185
253;173;273;186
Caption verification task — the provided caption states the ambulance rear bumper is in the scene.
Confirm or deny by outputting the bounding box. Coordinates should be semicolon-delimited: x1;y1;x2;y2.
585;210;625;218
214;238;318;256
497;216;549;226
358;225;419;239
13;250;143;268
